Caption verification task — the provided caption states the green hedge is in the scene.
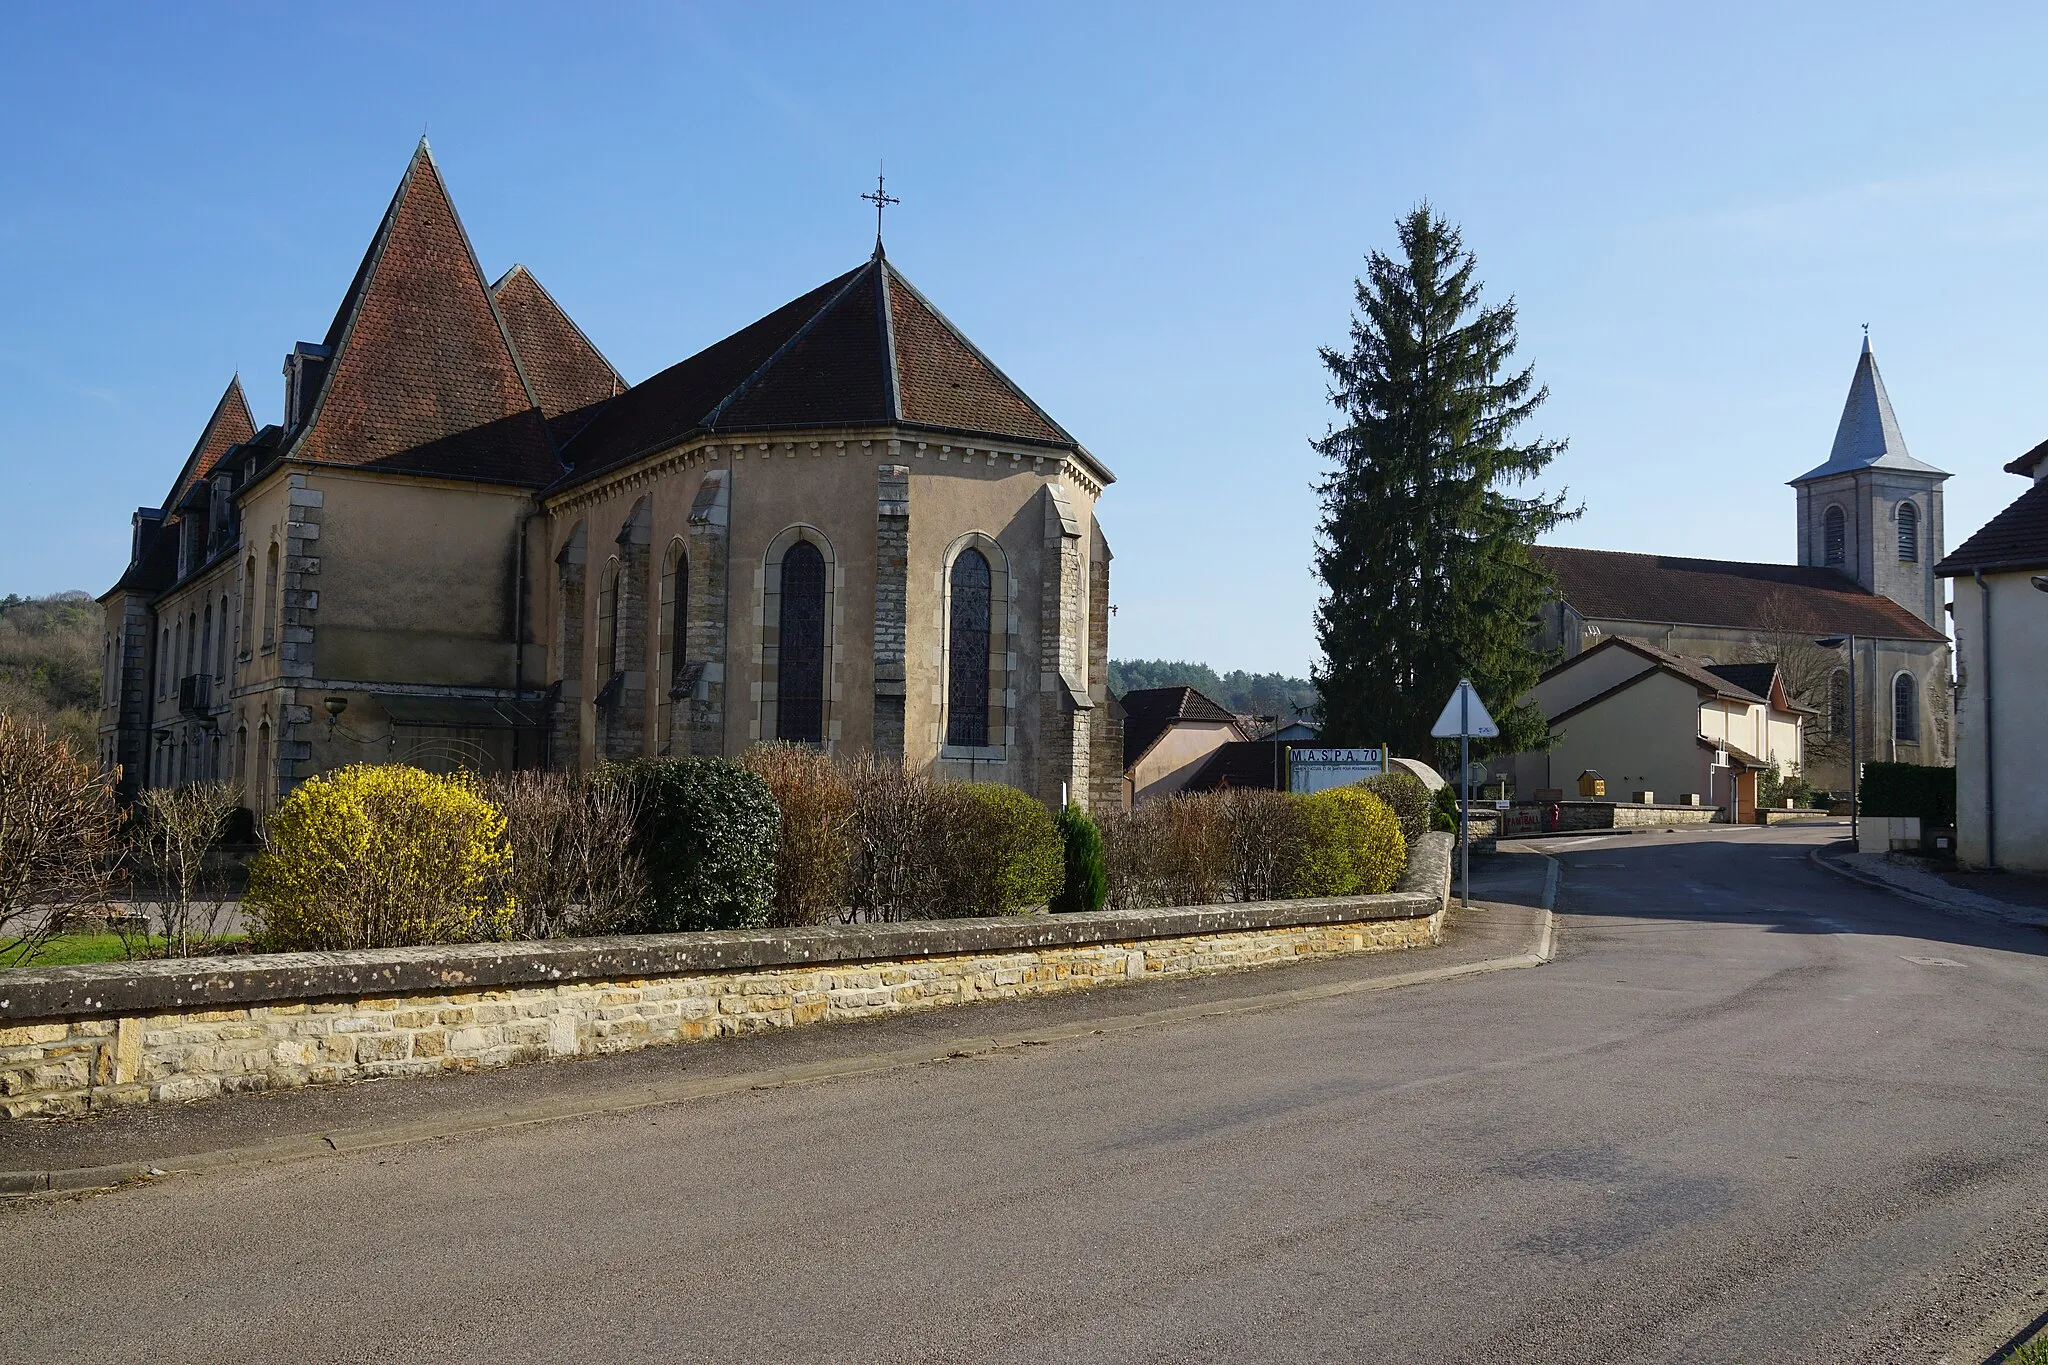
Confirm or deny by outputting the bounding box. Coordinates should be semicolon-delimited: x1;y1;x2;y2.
1359;770;1431;847
945;783;1064;915
1859;762;1956;826
605;758;779;931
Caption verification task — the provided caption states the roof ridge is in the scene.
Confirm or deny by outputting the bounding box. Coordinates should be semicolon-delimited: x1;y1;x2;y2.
164;374;258;509
875;255;902;423
703;258;879;432
423;146;546;422
880;258;1079;448
492;261;626;396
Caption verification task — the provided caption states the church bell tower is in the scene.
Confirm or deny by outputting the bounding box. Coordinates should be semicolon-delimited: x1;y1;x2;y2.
1789;336;1950;628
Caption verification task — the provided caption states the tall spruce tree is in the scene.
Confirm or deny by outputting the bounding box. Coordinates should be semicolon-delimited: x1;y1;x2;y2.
1312;204;1575;760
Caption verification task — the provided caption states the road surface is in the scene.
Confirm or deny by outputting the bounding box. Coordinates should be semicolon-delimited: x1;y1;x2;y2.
4;824;2045;1363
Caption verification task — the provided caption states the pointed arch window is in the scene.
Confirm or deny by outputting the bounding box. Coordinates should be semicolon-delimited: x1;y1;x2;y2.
216;593;230;680
1893;673;1919;743
1823;506;1846;567
776;541;827;745
947;549;992;747
596;558;622;697
1829;670;1850;736
657;540;688;745
1897;502;1919;563
262;543;280;651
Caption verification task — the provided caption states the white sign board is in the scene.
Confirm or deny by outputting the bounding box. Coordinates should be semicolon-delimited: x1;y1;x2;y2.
1288;747;1386;794
1429;679;1499;739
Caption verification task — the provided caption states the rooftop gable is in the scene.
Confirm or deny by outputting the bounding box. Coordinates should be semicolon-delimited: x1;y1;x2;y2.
490;264;624;424
164;376;256;510
1935;477;2048;576
1119;685;1241;769
286;141;558;487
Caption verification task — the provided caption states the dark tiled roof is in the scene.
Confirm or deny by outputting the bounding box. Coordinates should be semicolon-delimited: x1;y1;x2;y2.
106;520;178;597
491;265;624;420
554;253;1096;493
287;142;559;487
1119;685;1239;769
2004;437;2047;478
1182;741;1289;793
1533;545;1948;644
1935;478;2048;575
1546;637;1774;726
1704;661;1778;700
165;376;256;509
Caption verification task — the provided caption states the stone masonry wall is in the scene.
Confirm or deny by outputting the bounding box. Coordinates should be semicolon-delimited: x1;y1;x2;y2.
0;834;1450;1119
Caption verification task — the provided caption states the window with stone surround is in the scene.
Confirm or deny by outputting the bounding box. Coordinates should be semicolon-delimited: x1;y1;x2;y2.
947;549;992;747
262;542;280;652
776;540;827;745
240;556;255;659
1893;672;1918;743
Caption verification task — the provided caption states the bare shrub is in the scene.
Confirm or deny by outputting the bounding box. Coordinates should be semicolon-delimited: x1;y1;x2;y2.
0;711;121;962
127;781;241;957
1160;794;1230;906
490;769;647;939
740;743;853;926
1217;788;1308;903
842;756;941;921
1100;804;1167;912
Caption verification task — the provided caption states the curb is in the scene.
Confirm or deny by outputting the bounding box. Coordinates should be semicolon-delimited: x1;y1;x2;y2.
0;904;1558;1200
1808;845;2048;929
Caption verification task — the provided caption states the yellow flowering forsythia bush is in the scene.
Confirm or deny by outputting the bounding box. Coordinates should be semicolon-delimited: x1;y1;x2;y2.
246;764;513;950
1293;787;1406;898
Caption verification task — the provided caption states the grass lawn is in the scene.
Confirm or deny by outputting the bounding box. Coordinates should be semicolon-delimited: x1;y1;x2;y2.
2007;1337;2048;1365
4;932;247;968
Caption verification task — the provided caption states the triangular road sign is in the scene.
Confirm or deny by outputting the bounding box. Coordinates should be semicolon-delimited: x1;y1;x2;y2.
1429;678;1499;739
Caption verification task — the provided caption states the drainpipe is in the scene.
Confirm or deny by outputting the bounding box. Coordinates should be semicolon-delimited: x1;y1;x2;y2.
1975;569;1996;869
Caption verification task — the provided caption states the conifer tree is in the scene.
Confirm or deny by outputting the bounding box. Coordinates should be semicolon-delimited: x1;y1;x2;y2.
1312;204;1575;760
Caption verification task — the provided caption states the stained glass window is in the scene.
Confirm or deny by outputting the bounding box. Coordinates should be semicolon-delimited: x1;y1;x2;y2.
947;549;992;747
777;540;826;744
1893;673;1918;742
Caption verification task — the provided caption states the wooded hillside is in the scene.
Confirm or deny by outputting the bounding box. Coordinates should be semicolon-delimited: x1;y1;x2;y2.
0;592;100;757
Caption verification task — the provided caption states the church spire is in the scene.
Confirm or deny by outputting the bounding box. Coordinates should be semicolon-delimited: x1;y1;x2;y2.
1789;333;1947;483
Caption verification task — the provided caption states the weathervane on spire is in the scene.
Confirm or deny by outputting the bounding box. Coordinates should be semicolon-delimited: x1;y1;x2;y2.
861;163;899;252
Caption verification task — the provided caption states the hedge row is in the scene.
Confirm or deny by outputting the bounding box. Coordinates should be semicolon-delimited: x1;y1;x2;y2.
1859;762;1957;826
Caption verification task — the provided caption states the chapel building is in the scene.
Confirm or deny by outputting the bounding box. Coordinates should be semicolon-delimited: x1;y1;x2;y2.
1530;338;1954;792
98;142;1122;816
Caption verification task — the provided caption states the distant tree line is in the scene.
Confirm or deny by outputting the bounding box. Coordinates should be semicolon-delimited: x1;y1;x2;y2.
0;591;100;758
1108;659;1317;723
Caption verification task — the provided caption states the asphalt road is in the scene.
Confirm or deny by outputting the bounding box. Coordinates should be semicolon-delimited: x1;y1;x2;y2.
5;825;2047;1364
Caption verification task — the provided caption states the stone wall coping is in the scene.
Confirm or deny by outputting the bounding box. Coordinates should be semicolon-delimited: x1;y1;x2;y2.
2;834;1451;1023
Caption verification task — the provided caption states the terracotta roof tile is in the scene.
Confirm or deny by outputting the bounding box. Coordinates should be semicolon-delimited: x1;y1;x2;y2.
883;264;1069;446
289;142;558;487
491;265;624;420
1119;685;1240;769
166;376;256;509
1935;477;2048;575
1532;545;1947;643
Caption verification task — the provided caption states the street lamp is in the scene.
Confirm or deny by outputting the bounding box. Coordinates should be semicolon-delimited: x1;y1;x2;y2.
1816;634;1857;844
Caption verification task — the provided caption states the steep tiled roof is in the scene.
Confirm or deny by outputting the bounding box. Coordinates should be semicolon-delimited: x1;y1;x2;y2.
490;265;623;427
286;141;558;487
1791;338;1948;484
105;521;179;597
1546;637;1773;726
165;376;256;509
1935;478;2048;575
1533;544;1948;644
1704;661;1778;701
554;252;1101;492
1119;685;1240;769
2005;437;2048;479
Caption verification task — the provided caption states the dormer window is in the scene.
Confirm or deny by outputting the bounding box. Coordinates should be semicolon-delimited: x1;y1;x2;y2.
283;342;333;433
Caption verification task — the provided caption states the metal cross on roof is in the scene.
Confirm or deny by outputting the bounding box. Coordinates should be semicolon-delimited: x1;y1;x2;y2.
861;165;900;250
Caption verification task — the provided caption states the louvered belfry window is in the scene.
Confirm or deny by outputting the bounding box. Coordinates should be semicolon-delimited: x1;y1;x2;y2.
1897;502;1919;562
947;549;992;747
1823;506;1847;567
776;540;826;745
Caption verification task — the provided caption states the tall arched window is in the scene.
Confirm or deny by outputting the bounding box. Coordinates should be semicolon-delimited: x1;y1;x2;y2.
947;549;992;747
185;610;198;674
1823;505;1847;567
596;558;621;692
1893;673;1919;742
240;556;256;657
1897;502;1919;562
1829;669;1850;736
262;543;280;651
200;604;212;686
657;540;688;744
255;720;270;802
776;540;827;745
216;593;230;679
160;626;172;697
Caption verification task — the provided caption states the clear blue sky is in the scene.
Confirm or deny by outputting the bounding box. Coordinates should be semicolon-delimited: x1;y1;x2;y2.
5;2;2044;676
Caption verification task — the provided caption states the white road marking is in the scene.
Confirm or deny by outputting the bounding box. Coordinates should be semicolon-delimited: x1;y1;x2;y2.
1901;955;1963;967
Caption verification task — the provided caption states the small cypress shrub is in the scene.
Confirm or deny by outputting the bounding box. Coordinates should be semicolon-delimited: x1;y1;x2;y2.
606;757;779;931
1051;802;1108;914
1292;787;1406;897
1430;781;1460;834
1360;769;1431;848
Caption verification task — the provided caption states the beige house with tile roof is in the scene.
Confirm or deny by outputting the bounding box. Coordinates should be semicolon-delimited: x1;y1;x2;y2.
100;142;1122;816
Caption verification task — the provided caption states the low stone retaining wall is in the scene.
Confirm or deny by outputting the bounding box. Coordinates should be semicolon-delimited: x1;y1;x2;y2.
0;835;1453;1118
1499;800;1723;836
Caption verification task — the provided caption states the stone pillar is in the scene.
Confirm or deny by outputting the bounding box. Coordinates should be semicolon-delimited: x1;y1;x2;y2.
604;498;652;760
1037;483;1091;808
683;470;730;757
872;464;910;763
549;524;586;771
273;476;323;799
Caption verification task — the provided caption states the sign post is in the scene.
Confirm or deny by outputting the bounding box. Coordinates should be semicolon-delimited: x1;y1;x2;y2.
1430;678;1500;909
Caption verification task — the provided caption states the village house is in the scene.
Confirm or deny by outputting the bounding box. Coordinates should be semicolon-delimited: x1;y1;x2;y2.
1937;438;2048;871
99;142;1123;816
1530;338;1954;793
